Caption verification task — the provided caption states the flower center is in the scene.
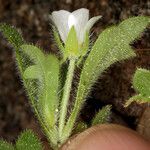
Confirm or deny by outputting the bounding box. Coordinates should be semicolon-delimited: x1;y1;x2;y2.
68;14;76;29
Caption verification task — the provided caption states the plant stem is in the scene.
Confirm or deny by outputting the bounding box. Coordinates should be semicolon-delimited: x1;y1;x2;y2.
61;88;84;143
59;57;76;139
61;70;88;142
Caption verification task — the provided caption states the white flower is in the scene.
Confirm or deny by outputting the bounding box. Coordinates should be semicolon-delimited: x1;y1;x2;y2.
50;8;101;44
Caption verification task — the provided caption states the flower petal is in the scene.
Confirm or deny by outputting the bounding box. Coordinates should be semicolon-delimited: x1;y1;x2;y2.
51;10;71;42
72;8;89;44
84;16;102;33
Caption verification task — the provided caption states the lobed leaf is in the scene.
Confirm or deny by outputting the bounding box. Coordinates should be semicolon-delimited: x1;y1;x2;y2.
64;16;150;139
0;24;60;147
22;44;60;131
75;16;150;114
118;16;150;42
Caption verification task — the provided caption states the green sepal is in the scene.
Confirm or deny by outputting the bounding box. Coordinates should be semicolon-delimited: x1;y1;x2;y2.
92;105;112;125
52;26;65;55
0;140;14;150
65;26;79;58
80;31;89;56
16;130;43;150
77;31;89;66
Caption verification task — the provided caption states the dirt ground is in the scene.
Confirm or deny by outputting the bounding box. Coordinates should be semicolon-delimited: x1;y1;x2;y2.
0;0;150;149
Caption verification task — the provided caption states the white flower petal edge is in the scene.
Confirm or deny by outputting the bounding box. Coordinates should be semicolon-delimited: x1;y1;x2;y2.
51;10;70;42
72;8;89;44
51;8;101;44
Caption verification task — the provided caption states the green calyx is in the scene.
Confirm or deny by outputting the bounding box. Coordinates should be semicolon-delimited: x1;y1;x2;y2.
53;26;89;61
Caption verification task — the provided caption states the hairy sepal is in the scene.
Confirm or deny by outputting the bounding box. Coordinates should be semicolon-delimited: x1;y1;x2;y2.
65;26;79;58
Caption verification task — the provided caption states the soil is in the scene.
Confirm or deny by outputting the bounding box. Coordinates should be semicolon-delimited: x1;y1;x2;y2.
0;0;150;149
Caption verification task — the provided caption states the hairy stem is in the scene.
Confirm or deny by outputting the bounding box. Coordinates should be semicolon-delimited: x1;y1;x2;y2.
59;57;76;139
61;86;85;142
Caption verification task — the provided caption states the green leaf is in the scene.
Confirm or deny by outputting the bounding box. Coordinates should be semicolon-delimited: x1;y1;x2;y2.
64;16;150;139
0;24;60;146
0;24;28;74
118;16;150;42
22;44;59;125
133;68;150;97
65;26;79;58
0;24;46;138
79;17;150;106
0;24;42;127
80;31;89;56
16;130;43;150
92;105;112;125
125;68;150;106
0;24;36;106
75;16;149;112
0;140;14;150
21;44;60;144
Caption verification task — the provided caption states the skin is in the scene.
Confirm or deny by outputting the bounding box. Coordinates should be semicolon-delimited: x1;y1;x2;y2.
61;124;150;150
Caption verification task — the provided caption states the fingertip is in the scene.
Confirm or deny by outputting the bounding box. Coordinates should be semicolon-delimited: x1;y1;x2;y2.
61;124;150;150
